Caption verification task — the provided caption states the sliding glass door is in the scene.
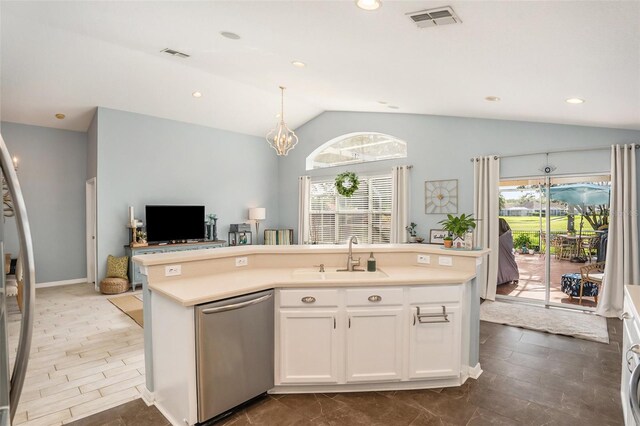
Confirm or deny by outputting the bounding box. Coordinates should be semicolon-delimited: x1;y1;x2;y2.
498;174;610;310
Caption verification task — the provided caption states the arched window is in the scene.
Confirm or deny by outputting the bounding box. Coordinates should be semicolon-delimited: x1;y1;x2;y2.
306;132;407;170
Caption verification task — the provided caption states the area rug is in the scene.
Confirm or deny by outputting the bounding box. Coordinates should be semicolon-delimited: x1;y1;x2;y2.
480;300;609;344
108;294;143;327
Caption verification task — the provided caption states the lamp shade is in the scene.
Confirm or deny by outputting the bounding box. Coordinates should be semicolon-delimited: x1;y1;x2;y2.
249;207;266;221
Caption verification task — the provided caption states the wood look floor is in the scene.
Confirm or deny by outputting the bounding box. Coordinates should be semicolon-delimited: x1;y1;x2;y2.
71;317;624;426
8;284;144;425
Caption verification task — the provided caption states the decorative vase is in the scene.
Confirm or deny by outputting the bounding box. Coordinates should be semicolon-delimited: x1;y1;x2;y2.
464;231;474;250
212;218;218;241
444;239;453;248
408;236;417;243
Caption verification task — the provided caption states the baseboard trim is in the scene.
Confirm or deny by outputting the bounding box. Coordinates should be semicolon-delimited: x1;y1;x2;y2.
141;387;155;405
468;363;483;379
36;278;88;288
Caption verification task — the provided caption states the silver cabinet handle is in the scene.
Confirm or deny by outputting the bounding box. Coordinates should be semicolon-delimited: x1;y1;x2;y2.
416;306;450;324
1;134;36;423
333;317;336;329
201;293;272;314
368;295;382;302
622;312;633;320
301;296;316;304
630;361;640;424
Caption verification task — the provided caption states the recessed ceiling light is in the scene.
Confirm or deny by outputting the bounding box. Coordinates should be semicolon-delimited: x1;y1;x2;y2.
220;31;241;40
291;61;306;68
55;113;65;120
566;98;585;104
192;91;202;98
378;101;388;105
356;0;381;11
388;105;399;109
485;96;501;102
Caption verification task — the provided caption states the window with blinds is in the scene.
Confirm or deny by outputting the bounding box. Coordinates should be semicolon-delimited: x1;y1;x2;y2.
309;174;392;244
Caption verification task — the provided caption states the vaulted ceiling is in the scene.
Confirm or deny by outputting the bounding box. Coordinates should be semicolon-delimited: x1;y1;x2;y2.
2;1;639;137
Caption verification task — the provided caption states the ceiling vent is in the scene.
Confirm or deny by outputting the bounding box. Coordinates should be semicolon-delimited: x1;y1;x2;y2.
406;6;461;28
160;48;190;58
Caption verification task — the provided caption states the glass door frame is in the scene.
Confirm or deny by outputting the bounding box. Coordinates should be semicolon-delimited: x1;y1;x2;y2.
497;174;600;312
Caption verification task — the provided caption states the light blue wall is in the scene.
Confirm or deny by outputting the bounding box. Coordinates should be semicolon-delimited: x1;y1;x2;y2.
1;122;87;283
279;111;640;240
87;110;97;180
95;107;279;281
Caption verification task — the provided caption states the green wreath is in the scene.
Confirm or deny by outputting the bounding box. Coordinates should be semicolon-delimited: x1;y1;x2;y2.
335;171;359;197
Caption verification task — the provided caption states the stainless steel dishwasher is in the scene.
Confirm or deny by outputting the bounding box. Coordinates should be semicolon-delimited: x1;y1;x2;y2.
195;289;274;423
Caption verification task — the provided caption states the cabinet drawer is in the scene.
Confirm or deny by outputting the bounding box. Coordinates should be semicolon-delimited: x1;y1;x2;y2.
346;287;403;307
279;289;339;308
409;285;461;304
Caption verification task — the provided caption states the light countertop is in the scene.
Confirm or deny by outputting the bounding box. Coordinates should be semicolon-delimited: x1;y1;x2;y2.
135;244;488;306
148;265;477;307
626;285;640;318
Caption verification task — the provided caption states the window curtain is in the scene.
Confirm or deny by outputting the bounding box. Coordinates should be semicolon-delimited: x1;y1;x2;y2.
297;176;311;245
473;156;500;300
597;145;640;317
391;166;410;243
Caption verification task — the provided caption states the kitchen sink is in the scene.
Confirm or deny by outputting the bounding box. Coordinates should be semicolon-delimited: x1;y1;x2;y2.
291;268;388;281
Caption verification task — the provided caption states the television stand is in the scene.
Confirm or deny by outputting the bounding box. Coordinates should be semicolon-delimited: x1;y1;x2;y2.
125;240;226;291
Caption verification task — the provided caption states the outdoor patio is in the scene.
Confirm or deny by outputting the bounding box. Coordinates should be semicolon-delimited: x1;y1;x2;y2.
496;252;599;308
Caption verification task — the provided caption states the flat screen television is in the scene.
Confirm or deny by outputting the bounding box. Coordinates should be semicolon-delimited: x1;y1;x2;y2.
145;205;205;243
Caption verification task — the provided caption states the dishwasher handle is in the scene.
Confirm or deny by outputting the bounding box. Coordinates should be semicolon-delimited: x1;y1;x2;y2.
201;293;273;314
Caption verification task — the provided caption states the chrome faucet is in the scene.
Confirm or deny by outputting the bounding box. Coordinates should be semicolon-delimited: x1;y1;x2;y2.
345;236;362;271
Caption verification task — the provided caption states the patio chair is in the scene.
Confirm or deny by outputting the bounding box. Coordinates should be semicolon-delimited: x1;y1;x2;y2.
581;235;600;262
553;236;574;260
579;261;605;304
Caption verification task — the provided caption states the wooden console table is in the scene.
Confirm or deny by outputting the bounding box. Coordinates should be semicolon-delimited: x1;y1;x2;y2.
125;240;226;290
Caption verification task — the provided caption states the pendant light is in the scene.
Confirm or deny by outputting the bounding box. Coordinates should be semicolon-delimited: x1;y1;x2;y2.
266;86;298;156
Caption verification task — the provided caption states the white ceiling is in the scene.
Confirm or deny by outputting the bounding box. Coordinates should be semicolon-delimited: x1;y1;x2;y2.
2;1;639;137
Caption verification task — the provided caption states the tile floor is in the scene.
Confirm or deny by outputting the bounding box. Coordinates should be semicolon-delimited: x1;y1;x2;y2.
71;317;624;426
8;284;144;425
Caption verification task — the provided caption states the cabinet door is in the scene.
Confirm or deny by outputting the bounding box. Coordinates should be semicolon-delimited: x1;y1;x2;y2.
278;310;339;384
346;308;403;382
409;304;461;379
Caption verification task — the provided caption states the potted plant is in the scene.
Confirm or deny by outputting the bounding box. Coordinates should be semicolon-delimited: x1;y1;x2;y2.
438;214;477;249
443;235;453;248
513;233;532;254
405;222;418;243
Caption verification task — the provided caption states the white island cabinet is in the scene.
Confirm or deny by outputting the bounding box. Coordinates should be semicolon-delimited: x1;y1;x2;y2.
274;284;465;393
133;244;488;425
277;289;340;384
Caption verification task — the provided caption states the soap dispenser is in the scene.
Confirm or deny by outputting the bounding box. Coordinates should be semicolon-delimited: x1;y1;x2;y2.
367;252;377;272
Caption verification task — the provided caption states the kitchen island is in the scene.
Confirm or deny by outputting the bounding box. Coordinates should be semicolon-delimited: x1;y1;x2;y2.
133;244;489;426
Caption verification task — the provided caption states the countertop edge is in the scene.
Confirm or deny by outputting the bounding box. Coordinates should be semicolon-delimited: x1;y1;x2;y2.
134;244;489;266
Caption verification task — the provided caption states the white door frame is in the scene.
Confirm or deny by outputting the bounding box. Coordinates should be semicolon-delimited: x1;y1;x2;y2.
85;178;97;290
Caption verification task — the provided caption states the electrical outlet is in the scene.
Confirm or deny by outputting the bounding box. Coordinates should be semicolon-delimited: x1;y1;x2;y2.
165;265;181;276
417;254;430;264
438;256;453;266
235;257;248;267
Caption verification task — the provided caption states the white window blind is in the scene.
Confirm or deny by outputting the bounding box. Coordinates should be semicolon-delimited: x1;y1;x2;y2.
309;174;392;244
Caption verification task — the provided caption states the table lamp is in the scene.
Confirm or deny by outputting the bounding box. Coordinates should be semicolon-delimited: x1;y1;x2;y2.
249;207;266;244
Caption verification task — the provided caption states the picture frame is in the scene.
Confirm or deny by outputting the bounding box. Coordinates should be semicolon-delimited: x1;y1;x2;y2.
429;229;448;245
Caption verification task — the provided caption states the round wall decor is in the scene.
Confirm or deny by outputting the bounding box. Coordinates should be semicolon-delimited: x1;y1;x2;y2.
335;172;359;197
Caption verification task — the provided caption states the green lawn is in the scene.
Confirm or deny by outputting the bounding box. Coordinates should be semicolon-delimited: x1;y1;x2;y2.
500;216;570;232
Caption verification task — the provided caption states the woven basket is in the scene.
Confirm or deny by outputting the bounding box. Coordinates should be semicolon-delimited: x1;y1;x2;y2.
100;277;129;294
